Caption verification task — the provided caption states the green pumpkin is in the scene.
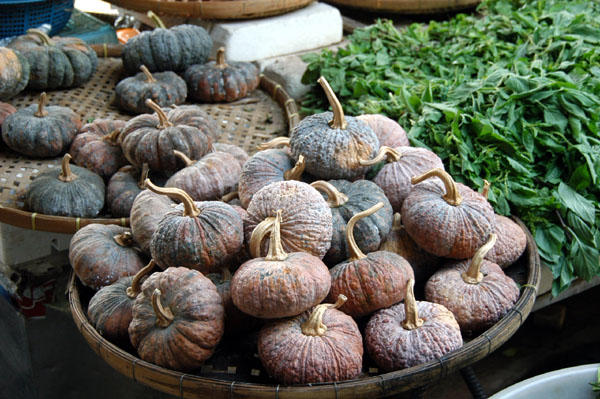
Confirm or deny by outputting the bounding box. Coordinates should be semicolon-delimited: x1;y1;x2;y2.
0;47;30;101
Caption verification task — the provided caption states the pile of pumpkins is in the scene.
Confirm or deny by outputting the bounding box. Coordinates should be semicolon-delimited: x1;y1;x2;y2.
67;75;528;385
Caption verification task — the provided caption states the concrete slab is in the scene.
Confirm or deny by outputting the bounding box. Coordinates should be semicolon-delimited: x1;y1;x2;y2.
0;223;71;267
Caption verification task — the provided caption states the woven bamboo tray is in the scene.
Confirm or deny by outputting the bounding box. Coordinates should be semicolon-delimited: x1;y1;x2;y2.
325;0;480;14
68;218;541;398
0;58;299;234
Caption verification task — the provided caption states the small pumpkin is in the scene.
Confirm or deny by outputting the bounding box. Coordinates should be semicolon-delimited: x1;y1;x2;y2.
401;168;496;259
87;260;156;344
365;279;463;371
289;77;379;180
106;164;149;218
146;180;244;274
2;92;82;158
119;99;212;172
212;143;248;169
0;47;29;101
185;47;260;103
328;202;414;318
231;210;331;319
129;266;224;371
69;224;146;290
7;29;97;90
129;187;175;257
356;114;409;148
425;234;520;332
258;295;363;384
0;102;16;126
70;119;128;179
116;65;187;114
26;154;105;217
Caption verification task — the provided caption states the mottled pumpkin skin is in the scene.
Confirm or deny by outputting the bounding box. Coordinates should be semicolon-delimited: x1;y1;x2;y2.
425;259;520;332
150;201;244;274
321;180;393;265
119;107;212;172
289;112;379;180
373;147;444;212
365;301;463;371
130;190;174;257
167;105;222;142
0;48;29;101
328;251;414;318
26;164;105;217
122;25;212;73
356;114;409;148
238;149;295;209
165;152;242;201
106;166;143;217
185;60;259;103
245;181;333;259
485;215;527;268
258;306;363;384
8;34;97;89
2;104;81;158
401;181;495;259
129;267;224;371
212;143;248;169
69;225;146;290
0;102;16;126
116;71;187;114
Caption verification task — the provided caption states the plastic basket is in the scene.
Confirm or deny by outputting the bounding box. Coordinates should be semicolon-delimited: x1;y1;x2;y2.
58;9;118;45
0;0;74;39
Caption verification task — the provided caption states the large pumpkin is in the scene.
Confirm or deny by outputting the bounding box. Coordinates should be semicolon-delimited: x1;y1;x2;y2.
106;164;148;218
0;47;29;101
129;187;175;257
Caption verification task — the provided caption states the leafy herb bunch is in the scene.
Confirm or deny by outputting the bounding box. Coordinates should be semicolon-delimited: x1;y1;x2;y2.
301;0;600;295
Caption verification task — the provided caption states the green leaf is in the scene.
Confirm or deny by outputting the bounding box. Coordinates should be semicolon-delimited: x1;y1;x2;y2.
570;239;599;281
568;163;591;191
544;106;569;133
556;182;596;224
535;224;565;262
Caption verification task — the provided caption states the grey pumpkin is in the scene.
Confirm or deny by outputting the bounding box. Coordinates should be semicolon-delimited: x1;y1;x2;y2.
0;47;30;101
26;154;105;217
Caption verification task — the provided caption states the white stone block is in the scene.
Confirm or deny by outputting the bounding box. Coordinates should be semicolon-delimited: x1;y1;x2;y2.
0;223;72;266
259;54;311;100
210;2;343;62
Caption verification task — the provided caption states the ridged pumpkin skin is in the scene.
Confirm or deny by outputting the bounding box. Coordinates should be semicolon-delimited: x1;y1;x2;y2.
69;225;146;290
356;114;409;148
0;102;16;125
129;267;224;371
485;215;527;268
106;166;144;217
88;276;136;344
212;143;248;169
167;104;222;142
116;68;187;114
0;48;29;101
122;25;212;73
130;190;174;257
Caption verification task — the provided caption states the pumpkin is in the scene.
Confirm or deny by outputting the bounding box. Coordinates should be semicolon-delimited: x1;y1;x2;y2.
185;47;260;103
289;77;379;180
106;164;148;218
87;260;156;344
328;202;414;318
116;65;187;114
231;209;331;318
311;179;393;266
69;224;146;290
119;99;212;172
212;143;248;169
365;279;462;371
356;114;409;148
7;29;97;90
0;102;16;126
70;119;127;179
401;168;496;259
26;154;105;217
121;12;212;74
165;150;242;201
129;266;224;371
166;104;222;142
146;180;244;274
258;295;363;384
2;92;81;158
425;234;520;332
0;47;29;101
245;180;333;259
129;187;175;257
238;149;305;208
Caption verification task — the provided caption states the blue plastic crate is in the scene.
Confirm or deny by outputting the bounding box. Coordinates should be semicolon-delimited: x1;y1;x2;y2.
0;0;74;39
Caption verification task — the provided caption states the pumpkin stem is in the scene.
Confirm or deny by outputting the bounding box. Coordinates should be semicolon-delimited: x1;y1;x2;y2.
26;29;54;46
126;260;156;299
221;190;239;203
359;146;401;166
310;180;348;207
256;137;290;151
411;168;463;206
283;155;305;181
264;210;288;261
140;65;157;83
34;92;49;118
318;76;347;130
391;212;403;232
401;279;424;330
58;154;78;182
144;179;200;218
249;217;275;258
147;10;167;29
481;180;491;199
173;150;195;167
152;289;174;328
145;99;173;129
462;234;497;284
113;230;134;247
301;294;347;337
216;47;227;69
101;129;121;145
137;163;149;189
222;267;232;281
347;202;384;261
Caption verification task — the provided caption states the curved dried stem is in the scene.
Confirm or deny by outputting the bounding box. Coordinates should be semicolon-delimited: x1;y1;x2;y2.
318;76;347;130
391;212;402;231
137;163;149;189
140;65;156;83
481;180;491;199
221;191;239;203
256;137;290;151
264;209;288;261
173;150;195;167
216;47;227;69
34;92;49;117
301;295;347;336
411;168;462;206
102;129;121;145
152;289;174;328
126;260;156;299
147;10;166;29
26;29;53;46
347;202;384;261
249;217;275;258
144;179;199;217
58;154;77;182
310;180;348;207
401;279;424;330
462;234;497;284
283;155;305;181
359;146;401;166
113;231;134;247
145;99;173;129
